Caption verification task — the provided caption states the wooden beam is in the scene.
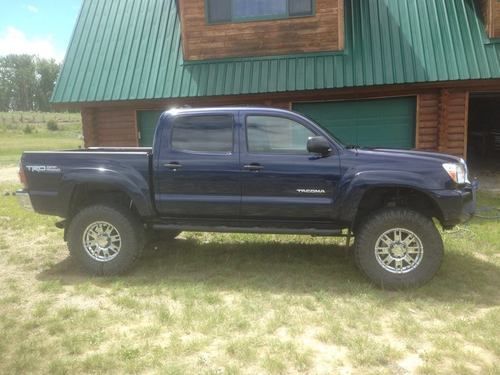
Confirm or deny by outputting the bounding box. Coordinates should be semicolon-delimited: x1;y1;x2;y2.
438;89;449;153
81;108;96;147
463;91;470;159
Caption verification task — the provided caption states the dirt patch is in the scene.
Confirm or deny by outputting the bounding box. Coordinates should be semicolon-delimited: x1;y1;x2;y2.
0;167;18;184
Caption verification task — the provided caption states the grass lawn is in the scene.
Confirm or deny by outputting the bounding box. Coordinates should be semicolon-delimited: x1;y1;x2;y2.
0;176;498;374
0;112;82;167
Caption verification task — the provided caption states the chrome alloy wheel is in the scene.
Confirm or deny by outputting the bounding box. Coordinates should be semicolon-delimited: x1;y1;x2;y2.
374;228;424;274
82;221;122;262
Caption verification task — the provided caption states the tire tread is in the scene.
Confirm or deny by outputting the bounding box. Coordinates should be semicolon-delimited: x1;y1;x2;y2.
354;208;443;289
67;204;145;276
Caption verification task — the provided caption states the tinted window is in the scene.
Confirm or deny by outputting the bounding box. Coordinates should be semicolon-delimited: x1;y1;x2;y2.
172;115;233;153
246;115;315;154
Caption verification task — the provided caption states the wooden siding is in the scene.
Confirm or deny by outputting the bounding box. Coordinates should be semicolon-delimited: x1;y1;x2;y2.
416;93;440;151
441;90;469;158
178;0;344;61
83;108;138;147
415;90;469;157
479;0;500;38
80;85;478;158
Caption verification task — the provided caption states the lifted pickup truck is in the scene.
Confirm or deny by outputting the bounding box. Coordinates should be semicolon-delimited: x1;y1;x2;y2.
17;107;477;288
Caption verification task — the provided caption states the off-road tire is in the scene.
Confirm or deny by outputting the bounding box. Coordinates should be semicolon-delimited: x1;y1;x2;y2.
67;204;145;276
354;208;443;289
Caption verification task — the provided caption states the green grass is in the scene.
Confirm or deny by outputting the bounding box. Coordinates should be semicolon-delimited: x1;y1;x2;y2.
0;176;499;374
0;112;82;166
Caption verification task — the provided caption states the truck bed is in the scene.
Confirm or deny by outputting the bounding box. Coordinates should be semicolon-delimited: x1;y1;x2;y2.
21;149;153;217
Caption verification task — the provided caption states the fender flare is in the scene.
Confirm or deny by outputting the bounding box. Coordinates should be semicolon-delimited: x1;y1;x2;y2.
58;166;155;218
336;170;443;224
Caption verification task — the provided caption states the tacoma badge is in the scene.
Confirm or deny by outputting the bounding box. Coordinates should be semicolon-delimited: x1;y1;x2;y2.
296;189;326;194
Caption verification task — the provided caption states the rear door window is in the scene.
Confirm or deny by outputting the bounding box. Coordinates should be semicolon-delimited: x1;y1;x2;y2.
171;115;234;153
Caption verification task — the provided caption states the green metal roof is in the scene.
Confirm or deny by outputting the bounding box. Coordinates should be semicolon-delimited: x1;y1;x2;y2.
52;0;500;104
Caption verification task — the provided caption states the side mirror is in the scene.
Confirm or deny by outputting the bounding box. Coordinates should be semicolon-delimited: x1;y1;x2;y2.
307;136;332;156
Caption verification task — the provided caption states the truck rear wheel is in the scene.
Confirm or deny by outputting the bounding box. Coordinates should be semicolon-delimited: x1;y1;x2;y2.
354;208;443;289
67;204;145;276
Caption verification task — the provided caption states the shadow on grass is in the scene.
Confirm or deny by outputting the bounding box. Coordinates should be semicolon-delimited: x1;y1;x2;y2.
37;238;500;305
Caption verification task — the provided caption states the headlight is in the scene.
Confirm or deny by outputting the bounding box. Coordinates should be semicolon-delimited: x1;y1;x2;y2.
442;162;468;184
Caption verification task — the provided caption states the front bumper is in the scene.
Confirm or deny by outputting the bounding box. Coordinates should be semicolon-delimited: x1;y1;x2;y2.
461;180;478;222
15;190;34;211
431;180;479;228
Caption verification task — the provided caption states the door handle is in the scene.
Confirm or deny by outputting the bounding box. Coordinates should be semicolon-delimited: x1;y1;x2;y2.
243;164;264;171
164;162;182;169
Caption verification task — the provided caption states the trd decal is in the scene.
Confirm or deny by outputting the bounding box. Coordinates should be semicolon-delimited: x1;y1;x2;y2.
26;165;62;173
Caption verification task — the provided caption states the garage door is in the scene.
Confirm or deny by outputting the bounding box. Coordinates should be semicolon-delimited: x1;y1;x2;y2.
293;97;416;149
137;110;164;146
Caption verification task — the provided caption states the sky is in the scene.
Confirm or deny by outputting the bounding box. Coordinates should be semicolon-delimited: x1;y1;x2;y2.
0;0;82;62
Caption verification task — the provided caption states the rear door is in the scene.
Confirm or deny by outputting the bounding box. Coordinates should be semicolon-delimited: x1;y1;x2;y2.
155;113;240;217
239;112;341;221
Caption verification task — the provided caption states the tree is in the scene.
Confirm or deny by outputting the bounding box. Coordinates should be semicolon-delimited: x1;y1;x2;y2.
0;59;12;111
35;58;60;112
0;54;60;111
0;56;16;111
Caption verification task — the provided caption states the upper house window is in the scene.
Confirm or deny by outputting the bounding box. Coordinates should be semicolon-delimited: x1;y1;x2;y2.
206;0;315;24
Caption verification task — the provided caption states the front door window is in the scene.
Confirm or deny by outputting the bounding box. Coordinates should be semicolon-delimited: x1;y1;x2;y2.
246;115;315;154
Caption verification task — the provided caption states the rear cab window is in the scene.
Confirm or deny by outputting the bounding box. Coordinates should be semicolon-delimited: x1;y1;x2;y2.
170;115;234;154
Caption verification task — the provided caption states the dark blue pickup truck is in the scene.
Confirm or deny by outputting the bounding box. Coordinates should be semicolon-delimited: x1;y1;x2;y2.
17;107;477;288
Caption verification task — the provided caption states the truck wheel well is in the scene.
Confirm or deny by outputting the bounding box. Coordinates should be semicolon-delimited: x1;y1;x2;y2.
353;187;444;232
68;183;137;219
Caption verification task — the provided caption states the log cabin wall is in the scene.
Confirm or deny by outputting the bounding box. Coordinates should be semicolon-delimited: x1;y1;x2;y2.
83;108;138;147
416;90;469;157
178;0;344;61
439;90;469;158
415;93;440;152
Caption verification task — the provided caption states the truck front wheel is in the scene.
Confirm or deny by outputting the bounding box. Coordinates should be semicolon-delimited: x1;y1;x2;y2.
67;204;145;276
354;208;443;289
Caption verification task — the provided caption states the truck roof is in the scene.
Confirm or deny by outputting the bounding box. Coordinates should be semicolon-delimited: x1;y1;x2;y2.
164;106;295;116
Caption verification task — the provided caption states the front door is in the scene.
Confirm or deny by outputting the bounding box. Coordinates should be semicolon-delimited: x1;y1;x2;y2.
155;114;240;218
240;113;341;221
